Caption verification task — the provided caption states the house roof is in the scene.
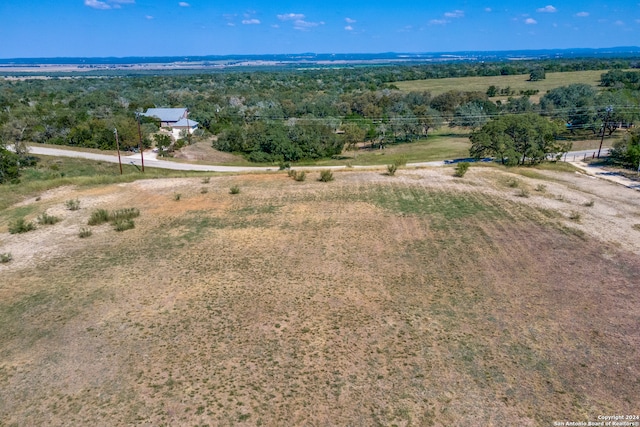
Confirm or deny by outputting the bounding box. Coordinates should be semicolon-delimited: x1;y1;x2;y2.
142;108;187;123
173;118;199;127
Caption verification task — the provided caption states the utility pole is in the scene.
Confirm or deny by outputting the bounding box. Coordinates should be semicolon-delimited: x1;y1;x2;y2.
597;106;613;159
135;112;145;172
114;128;123;175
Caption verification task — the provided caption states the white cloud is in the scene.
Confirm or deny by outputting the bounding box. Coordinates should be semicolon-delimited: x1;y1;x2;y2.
429;19;449;25
277;13;305;21
525;18;538;24
536;5;557;13
345;17;356;24
242;19;260;25
576;11;589;17
178;2;190;7
614;20;625;26
484;7;492;12
293;19;324;30
145;15;153;19
85;0;110;10
345;25;353;31
444;10;464;18
85;0;134;9
277;13;323;30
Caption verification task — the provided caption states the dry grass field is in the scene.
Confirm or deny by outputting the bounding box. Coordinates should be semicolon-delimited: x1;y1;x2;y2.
394;70;606;103
1;165;639;426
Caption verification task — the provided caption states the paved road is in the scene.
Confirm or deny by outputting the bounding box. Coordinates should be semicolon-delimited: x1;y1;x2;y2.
24;145;612;173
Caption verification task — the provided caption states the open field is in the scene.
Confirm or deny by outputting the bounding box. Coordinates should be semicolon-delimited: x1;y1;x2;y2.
394;70;606;102
1;164;639;426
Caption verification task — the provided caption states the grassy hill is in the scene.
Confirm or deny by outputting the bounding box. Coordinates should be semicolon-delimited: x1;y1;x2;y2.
1;164;639;426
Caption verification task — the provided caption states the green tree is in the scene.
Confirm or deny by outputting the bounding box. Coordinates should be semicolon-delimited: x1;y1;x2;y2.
470;114;568;165
529;67;546;81
610;128;640;168
340;122;366;151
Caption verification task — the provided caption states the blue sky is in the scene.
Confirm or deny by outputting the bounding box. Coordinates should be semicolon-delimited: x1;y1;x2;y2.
1;0;639;58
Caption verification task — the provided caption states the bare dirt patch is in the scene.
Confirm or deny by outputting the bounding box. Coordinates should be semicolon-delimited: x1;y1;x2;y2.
0;167;638;426
172;140;247;164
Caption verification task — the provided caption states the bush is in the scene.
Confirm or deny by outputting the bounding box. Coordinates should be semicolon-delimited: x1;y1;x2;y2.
387;164;398;176
37;212;61;225
319;170;334;182
454;162;470;177
584;200;595;207
201;177;211;184
535;184;547;192
569;211;581;222
110;208;140;221
173;193;182;201
0;252;12;263
113;219;135;232
516;188;530;198
78;227;92;238
394;156;408;167
229;185;241;194
9;218;36;234
200;187;208;194
88;209;110;226
65;199;80;211
279;161;291;170
294;171;306;182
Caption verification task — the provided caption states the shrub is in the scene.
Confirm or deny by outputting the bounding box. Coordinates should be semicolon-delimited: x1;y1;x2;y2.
387;163;398;176
454;162;470;177
319;170;334;182
9;218;36;234
65;199;80;211
507;178;520;188
394;155;408;167
113;219;135;232
229;185;241;194
200;187;208;194
278;161;291;171
88;209;110;226
0;252;12;263
201;177;211;184
535;184;547;192
516;188;530;198
294;171;306;182
584;200;595;207
79;228;92;238
173;193;182;201
287;169;297;178
110;208;140;222
569;211;581;222
37;212;61;225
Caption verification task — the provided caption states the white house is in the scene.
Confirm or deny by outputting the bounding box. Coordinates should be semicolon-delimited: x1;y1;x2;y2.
142;108;199;139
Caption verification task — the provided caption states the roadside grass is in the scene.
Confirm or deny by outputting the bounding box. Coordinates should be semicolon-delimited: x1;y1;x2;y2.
393;70;605;99
300;131;471;167
1;169;637;426
0;155;214;211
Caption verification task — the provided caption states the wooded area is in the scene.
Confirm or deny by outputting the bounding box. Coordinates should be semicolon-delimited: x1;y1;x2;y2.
1;58;640;179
